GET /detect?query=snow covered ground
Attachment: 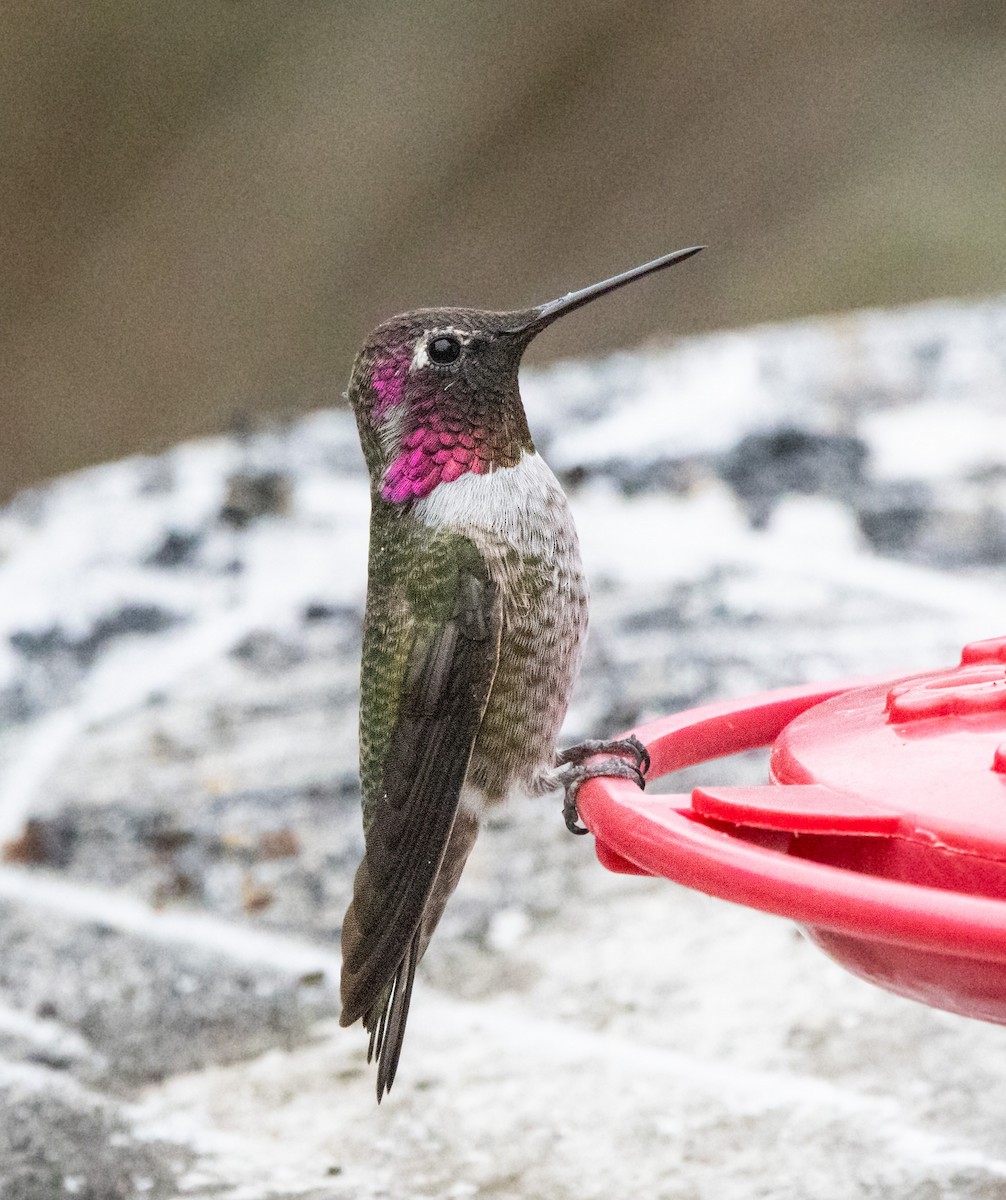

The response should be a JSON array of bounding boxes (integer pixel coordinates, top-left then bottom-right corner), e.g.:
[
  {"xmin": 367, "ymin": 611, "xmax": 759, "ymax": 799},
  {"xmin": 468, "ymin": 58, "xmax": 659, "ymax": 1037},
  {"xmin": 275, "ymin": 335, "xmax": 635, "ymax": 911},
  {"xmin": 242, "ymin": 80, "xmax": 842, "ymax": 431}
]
[{"xmin": 0, "ymin": 296, "xmax": 1004, "ymax": 1198}]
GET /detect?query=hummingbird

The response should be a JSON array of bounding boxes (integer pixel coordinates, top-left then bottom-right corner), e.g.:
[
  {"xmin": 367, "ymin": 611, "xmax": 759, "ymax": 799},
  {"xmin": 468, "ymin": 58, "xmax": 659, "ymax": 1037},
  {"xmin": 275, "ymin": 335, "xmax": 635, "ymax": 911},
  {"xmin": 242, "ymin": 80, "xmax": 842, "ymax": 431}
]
[{"xmin": 340, "ymin": 247, "xmax": 703, "ymax": 1099}]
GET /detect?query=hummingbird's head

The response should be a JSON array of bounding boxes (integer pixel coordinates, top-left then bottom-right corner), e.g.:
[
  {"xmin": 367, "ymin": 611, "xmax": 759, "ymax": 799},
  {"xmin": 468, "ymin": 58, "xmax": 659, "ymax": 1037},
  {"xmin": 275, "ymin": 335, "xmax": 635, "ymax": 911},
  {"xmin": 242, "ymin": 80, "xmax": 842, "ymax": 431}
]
[
  {"xmin": 347, "ymin": 246, "xmax": 703, "ymax": 506},
  {"xmin": 348, "ymin": 306, "xmax": 537, "ymax": 503}
]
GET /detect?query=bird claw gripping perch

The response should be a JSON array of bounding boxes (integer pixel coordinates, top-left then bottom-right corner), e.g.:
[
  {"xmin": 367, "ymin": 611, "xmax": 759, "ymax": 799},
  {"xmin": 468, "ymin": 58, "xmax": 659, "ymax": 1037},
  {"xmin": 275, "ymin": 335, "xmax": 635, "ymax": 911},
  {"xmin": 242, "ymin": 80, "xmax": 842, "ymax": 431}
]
[{"xmin": 557, "ymin": 735, "xmax": 650, "ymax": 835}]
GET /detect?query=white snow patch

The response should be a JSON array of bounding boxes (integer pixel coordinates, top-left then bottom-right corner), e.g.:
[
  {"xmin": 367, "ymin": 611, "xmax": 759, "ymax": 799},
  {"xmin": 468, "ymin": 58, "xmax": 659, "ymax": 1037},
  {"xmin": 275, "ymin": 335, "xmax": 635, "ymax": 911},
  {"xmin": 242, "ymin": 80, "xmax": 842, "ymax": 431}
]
[
  {"xmin": 570, "ymin": 478, "xmax": 750, "ymax": 586},
  {"xmin": 862, "ymin": 398, "xmax": 1006, "ymax": 481},
  {"xmin": 767, "ymin": 493, "xmax": 865, "ymax": 554}
]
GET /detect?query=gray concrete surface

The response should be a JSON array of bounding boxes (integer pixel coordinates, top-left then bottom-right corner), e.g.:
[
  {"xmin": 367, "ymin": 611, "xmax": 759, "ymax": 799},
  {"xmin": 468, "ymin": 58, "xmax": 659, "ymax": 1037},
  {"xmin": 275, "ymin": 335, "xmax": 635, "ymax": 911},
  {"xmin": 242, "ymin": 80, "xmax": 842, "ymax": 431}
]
[{"xmin": 0, "ymin": 297, "xmax": 1005, "ymax": 1197}]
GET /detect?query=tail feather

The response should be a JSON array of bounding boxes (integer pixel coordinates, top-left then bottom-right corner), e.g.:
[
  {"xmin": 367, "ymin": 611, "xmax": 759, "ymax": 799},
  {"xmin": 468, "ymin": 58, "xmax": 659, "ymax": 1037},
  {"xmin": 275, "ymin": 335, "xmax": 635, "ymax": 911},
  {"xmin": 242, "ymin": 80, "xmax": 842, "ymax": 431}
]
[
  {"xmin": 366, "ymin": 997, "xmax": 386, "ymax": 1065},
  {"xmin": 340, "ymin": 811, "xmax": 479, "ymax": 1099},
  {"xmin": 366, "ymin": 928, "xmax": 420, "ymax": 1102}
]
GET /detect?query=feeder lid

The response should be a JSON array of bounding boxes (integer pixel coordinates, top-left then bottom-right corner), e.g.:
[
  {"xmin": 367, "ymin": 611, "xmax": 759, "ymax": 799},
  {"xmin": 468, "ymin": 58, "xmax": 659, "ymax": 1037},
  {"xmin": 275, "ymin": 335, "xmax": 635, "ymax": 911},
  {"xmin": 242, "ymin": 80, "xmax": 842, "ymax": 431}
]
[{"xmin": 698, "ymin": 634, "xmax": 1006, "ymax": 861}]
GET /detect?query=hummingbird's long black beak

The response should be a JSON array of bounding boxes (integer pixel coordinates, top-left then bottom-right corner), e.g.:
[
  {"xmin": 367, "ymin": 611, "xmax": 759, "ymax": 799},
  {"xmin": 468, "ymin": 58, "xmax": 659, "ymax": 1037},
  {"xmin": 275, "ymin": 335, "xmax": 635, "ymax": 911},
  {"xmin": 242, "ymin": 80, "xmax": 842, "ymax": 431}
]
[{"xmin": 513, "ymin": 245, "xmax": 704, "ymax": 338}]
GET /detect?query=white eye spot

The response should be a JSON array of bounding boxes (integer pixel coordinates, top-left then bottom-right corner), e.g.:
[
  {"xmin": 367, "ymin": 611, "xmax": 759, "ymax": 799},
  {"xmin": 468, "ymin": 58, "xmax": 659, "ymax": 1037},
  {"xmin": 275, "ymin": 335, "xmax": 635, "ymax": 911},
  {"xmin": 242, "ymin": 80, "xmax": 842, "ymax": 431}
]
[{"xmin": 411, "ymin": 327, "xmax": 468, "ymax": 371}]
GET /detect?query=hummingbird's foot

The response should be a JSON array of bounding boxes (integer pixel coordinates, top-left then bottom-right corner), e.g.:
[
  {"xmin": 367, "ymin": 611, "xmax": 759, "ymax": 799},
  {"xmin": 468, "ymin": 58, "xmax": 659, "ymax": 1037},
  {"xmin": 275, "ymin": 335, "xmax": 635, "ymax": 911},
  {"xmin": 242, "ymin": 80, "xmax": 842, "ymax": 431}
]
[
  {"xmin": 557, "ymin": 735, "xmax": 650, "ymax": 836},
  {"xmin": 556, "ymin": 735, "xmax": 651, "ymax": 775}
]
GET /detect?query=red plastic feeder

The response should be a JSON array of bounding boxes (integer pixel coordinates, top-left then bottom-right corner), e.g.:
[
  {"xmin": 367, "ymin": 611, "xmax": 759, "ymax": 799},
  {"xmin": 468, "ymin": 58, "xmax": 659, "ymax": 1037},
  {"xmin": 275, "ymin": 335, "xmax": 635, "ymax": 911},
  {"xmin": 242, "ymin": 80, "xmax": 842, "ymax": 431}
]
[{"xmin": 577, "ymin": 636, "xmax": 1006, "ymax": 1023}]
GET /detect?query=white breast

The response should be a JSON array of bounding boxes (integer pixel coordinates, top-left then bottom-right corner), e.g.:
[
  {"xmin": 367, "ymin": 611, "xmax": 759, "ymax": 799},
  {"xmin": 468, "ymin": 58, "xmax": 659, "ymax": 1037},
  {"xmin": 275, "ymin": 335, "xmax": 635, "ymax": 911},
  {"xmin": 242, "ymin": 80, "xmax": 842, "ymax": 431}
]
[{"xmin": 412, "ymin": 450, "xmax": 575, "ymax": 559}]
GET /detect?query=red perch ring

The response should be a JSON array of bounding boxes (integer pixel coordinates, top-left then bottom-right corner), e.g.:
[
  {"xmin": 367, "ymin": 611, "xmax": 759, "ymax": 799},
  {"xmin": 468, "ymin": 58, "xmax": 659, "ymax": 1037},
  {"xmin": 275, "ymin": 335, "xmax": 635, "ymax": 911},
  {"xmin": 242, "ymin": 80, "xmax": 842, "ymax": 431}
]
[{"xmin": 575, "ymin": 636, "xmax": 1006, "ymax": 1023}]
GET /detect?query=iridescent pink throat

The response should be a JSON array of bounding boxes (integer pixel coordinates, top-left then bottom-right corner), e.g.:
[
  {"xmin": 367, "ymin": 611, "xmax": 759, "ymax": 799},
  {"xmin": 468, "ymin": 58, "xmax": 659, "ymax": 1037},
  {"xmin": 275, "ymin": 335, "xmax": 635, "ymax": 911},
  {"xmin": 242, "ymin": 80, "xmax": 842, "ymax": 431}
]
[
  {"xmin": 383, "ymin": 424, "xmax": 492, "ymax": 504},
  {"xmin": 371, "ymin": 360, "xmax": 494, "ymax": 504}
]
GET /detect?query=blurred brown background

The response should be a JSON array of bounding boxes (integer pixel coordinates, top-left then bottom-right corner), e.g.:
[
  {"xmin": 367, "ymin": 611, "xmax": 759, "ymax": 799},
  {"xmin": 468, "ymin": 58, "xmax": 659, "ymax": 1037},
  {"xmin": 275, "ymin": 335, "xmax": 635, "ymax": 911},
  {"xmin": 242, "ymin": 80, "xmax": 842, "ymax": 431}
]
[{"xmin": 2, "ymin": 0, "xmax": 1004, "ymax": 495}]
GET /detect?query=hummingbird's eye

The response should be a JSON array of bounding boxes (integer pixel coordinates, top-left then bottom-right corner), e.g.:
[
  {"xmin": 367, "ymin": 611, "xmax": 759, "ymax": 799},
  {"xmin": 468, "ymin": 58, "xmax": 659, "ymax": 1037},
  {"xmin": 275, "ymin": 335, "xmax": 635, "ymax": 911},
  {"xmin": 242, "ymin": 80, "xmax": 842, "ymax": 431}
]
[{"xmin": 427, "ymin": 335, "xmax": 461, "ymax": 365}]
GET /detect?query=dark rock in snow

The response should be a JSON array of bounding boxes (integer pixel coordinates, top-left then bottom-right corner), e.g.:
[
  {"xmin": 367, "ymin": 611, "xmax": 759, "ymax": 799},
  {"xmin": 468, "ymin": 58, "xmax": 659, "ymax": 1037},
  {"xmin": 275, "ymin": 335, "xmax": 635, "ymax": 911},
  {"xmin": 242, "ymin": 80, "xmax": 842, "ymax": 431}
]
[{"xmin": 720, "ymin": 428, "xmax": 868, "ymax": 527}]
